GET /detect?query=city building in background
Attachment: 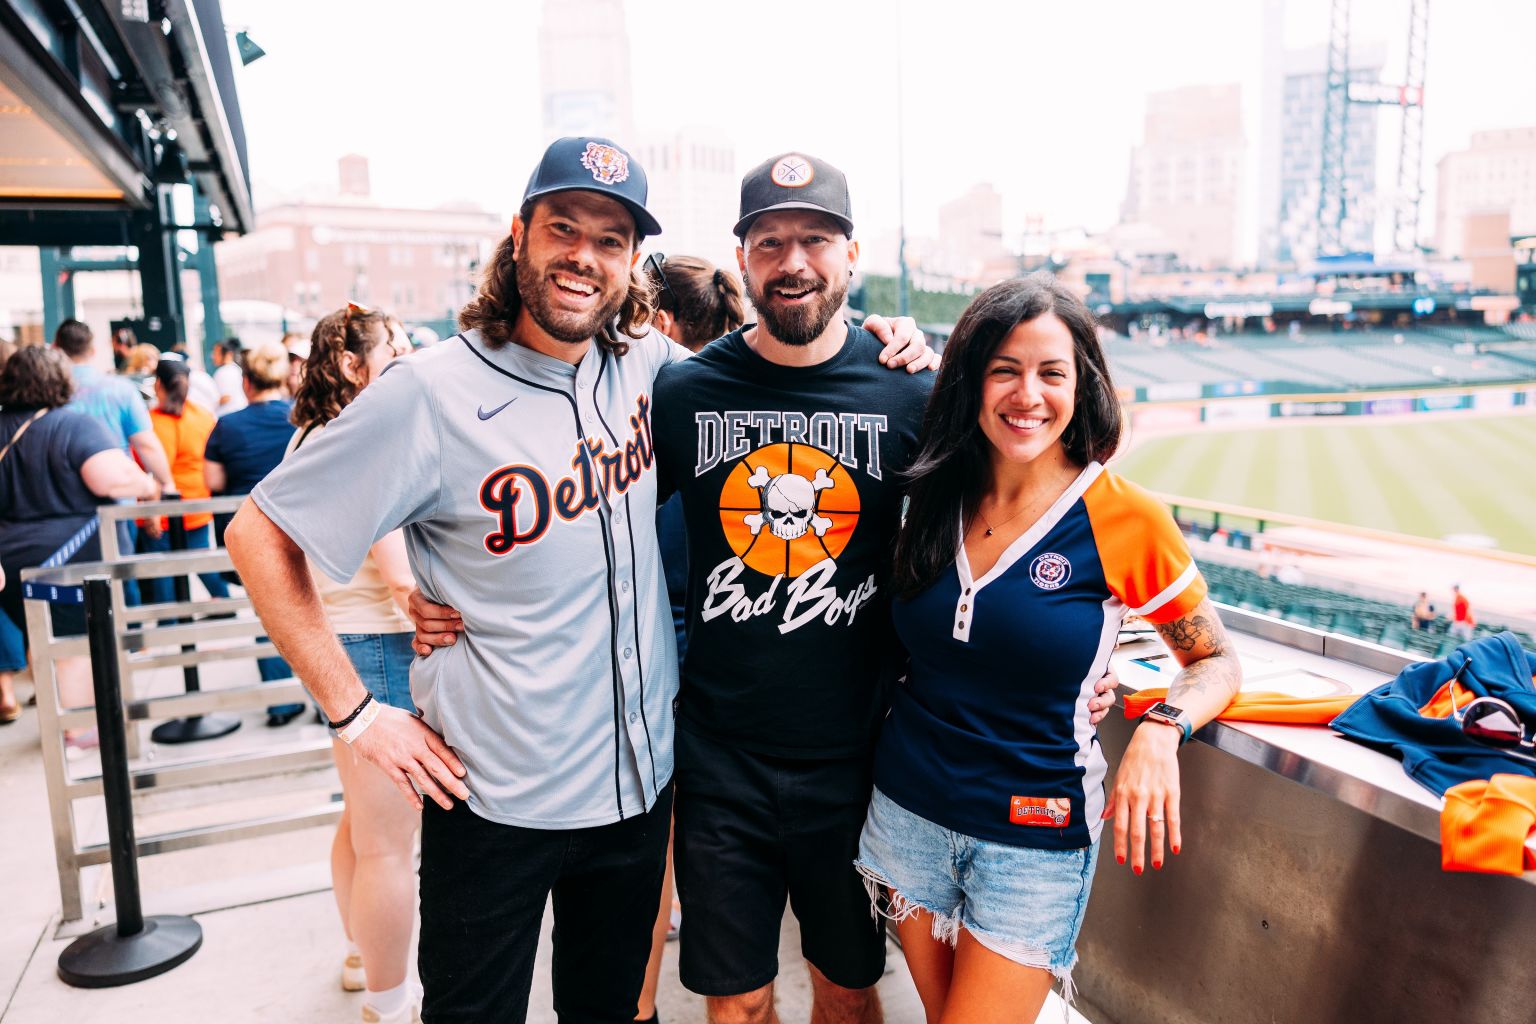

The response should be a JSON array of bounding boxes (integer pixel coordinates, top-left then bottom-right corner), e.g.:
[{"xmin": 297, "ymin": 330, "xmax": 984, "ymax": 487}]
[
  {"xmin": 215, "ymin": 156, "xmax": 504, "ymax": 330},
  {"xmin": 1435, "ymin": 127, "xmax": 1536, "ymax": 259},
  {"xmin": 1120, "ymin": 84, "xmax": 1246, "ymax": 270},
  {"xmin": 631, "ymin": 130, "xmax": 737, "ymax": 270},
  {"xmin": 930, "ymin": 183, "xmax": 1011, "ymax": 283},
  {"xmin": 539, "ymin": 0, "xmax": 634, "ymax": 142},
  {"xmin": 1262, "ymin": 43, "xmax": 1385, "ymax": 264}
]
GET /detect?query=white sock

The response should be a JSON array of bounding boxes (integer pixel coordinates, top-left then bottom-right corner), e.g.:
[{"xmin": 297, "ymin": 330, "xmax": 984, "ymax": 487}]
[
  {"xmin": 346, "ymin": 940, "xmax": 361, "ymax": 959},
  {"xmin": 366, "ymin": 981, "xmax": 410, "ymax": 1017}
]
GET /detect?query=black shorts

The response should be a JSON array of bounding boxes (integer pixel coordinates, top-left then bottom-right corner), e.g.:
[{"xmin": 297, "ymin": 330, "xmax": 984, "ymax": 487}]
[
  {"xmin": 418, "ymin": 785, "xmax": 673, "ymax": 1024},
  {"xmin": 673, "ymin": 726, "xmax": 886, "ymax": 996}
]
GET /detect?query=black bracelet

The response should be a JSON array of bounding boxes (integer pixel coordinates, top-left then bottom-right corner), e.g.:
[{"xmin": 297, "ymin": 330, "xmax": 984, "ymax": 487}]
[{"xmin": 327, "ymin": 692, "xmax": 374, "ymax": 731}]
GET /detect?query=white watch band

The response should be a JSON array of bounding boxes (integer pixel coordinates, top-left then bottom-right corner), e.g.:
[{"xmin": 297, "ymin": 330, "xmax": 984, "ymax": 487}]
[{"xmin": 337, "ymin": 699, "xmax": 381, "ymax": 744}]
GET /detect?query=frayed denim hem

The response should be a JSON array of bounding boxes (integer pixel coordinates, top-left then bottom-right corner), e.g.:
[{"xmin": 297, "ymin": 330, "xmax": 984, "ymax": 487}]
[{"xmin": 854, "ymin": 860, "xmax": 1079, "ymax": 1018}]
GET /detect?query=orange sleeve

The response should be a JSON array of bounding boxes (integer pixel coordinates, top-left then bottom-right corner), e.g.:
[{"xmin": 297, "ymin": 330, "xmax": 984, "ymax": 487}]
[{"xmin": 1083, "ymin": 471, "xmax": 1207, "ymax": 624}]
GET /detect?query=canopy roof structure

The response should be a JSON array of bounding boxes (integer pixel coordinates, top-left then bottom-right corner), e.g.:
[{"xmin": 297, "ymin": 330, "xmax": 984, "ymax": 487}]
[{"xmin": 0, "ymin": 0, "xmax": 252, "ymax": 245}]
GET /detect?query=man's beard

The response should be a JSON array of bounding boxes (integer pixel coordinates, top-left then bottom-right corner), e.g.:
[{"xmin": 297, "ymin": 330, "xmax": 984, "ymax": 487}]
[
  {"xmin": 515, "ymin": 252, "xmax": 627, "ymax": 344},
  {"xmin": 745, "ymin": 269, "xmax": 848, "ymax": 347}
]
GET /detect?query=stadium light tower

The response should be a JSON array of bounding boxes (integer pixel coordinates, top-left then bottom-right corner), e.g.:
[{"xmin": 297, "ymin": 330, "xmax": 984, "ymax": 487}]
[
  {"xmin": 1391, "ymin": 0, "xmax": 1429, "ymax": 255},
  {"xmin": 1316, "ymin": 0, "xmax": 1430, "ymax": 258},
  {"xmin": 1315, "ymin": 0, "xmax": 1352, "ymax": 256}
]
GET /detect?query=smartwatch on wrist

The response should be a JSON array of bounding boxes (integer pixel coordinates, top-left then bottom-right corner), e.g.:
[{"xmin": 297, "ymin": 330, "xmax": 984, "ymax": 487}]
[{"xmin": 1140, "ymin": 701, "xmax": 1193, "ymax": 745}]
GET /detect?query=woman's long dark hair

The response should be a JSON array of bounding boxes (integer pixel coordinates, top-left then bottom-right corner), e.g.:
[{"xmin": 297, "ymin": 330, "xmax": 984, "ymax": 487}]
[
  {"xmin": 890, "ymin": 274, "xmax": 1123, "ymax": 598},
  {"xmin": 458, "ymin": 199, "xmax": 654, "ymax": 358}
]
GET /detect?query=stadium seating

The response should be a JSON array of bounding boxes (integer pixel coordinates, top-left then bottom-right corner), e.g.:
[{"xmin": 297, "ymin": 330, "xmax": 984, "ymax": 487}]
[
  {"xmin": 1193, "ymin": 557, "xmax": 1535, "ymax": 660},
  {"xmin": 1103, "ymin": 327, "xmax": 1536, "ymax": 394}
]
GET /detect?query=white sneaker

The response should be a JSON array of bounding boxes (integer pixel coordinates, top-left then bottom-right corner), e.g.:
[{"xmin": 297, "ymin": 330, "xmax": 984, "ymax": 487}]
[
  {"xmin": 360, "ymin": 985, "xmax": 421, "ymax": 1024},
  {"xmin": 341, "ymin": 953, "xmax": 365, "ymax": 992}
]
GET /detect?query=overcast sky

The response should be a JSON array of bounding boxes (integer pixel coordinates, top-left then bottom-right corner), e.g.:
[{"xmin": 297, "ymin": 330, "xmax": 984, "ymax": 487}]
[{"xmin": 221, "ymin": 0, "xmax": 1534, "ymax": 248}]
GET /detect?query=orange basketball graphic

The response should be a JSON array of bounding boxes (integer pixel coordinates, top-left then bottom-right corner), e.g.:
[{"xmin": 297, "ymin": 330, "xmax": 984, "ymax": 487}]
[{"xmin": 718, "ymin": 443, "xmax": 861, "ymax": 578}]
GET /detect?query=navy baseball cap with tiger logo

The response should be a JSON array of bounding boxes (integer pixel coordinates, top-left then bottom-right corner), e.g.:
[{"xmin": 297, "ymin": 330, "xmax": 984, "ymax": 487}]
[{"xmin": 522, "ymin": 137, "xmax": 663, "ymax": 237}]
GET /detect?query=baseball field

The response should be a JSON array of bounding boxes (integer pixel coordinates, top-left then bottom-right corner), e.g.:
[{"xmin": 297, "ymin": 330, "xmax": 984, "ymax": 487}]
[{"xmin": 1110, "ymin": 412, "xmax": 1536, "ymax": 556}]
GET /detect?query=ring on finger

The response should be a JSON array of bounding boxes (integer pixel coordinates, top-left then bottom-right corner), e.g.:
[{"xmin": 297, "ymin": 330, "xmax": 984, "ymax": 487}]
[{"xmin": 1149, "ymin": 814, "xmax": 1165, "ymax": 822}]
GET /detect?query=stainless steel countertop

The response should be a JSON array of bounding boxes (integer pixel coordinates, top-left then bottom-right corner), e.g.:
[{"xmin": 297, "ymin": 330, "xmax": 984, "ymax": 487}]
[{"xmin": 1111, "ymin": 605, "xmax": 1536, "ymax": 878}]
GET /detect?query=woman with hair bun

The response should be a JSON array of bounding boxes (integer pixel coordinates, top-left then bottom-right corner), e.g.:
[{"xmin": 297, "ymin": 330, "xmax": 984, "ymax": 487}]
[
  {"xmin": 643, "ymin": 253, "xmax": 747, "ymax": 355},
  {"xmin": 288, "ymin": 304, "xmax": 419, "ymax": 1024}
]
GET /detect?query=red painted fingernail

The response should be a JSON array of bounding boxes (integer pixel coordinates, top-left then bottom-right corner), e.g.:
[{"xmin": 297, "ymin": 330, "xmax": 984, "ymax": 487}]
[
  {"xmin": 1172, "ymin": 845, "xmax": 1181, "ymax": 855},
  {"xmin": 1117, "ymin": 855, "xmax": 1125, "ymax": 864},
  {"xmin": 1133, "ymin": 865, "xmax": 1143, "ymax": 876},
  {"xmin": 1153, "ymin": 861, "xmax": 1163, "ymax": 870}
]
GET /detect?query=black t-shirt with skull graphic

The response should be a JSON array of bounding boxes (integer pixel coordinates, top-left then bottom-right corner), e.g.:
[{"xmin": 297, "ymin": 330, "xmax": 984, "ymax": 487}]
[{"xmin": 652, "ymin": 323, "xmax": 933, "ymax": 758}]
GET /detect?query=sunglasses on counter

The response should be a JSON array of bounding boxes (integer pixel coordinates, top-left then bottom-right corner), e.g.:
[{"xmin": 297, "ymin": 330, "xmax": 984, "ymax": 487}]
[{"xmin": 1447, "ymin": 657, "xmax": 1536, "ymax": 763}]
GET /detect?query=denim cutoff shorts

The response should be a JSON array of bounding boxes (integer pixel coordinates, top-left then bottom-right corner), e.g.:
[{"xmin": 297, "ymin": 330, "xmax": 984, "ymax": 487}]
[
  {"xmin": 338, "ymin": 632, "xmax": 417, "ymax": 714},
  {"xmin": 855, "ymin": 786, "xmax": 1099, "ymax": 988}
]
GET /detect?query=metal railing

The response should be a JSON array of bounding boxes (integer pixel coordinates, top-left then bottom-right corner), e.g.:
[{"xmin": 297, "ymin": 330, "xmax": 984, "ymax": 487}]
[{"xmin": 22, "ymin": 496, "xmax": 340, "ymax": 925}]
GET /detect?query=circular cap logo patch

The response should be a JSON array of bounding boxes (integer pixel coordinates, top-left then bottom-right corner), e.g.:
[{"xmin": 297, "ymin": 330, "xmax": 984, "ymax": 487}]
[
  {"xmin": 1030, "ymin": 552, "xmax": 1072, "ymax": 591},
  {"xmin": 770, "ymin": 156, "xmax": 814, "ymax": 188}
]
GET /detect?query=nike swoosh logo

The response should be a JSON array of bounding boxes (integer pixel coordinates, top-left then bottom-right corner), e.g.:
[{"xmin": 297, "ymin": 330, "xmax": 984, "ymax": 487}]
[{"xmin": 477, "ymin": 398, "xmax": 519, "ymax": 421}]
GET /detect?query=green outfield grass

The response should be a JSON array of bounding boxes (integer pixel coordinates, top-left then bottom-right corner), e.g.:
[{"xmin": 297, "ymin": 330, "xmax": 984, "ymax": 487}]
[{"xmin": 1111, "ymin": 413, "xmax": 1536, "ymax": 556}]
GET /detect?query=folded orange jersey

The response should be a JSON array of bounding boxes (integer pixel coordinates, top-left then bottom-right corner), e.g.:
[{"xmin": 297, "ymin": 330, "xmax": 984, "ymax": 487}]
[{"xmin": 1123, "ymin": 688, "xmax": 1361, "ymax": 725}]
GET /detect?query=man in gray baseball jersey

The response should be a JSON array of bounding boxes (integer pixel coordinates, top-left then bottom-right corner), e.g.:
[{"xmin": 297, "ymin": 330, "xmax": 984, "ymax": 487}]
[{"xmin": 227, "ymin": 137, "xmax": 930, "ymax": 1024}]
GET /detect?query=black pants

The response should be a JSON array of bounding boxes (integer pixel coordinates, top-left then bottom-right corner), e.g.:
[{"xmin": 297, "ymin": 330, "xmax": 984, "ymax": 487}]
[{"xmin": 418, "ymin": 785, "xmax": 674, "ymax": 1024}]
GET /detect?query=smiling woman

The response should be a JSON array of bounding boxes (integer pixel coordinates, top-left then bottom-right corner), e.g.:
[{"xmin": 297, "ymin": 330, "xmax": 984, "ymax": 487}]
[{"xmin": 866, "ymin": 273, "xmax": 1241, "ymax": 1023}]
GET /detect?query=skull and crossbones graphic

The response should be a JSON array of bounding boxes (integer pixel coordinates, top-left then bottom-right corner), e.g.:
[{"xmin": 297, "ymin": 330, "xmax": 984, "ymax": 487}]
[{"xmin": 743, "ymin": 466, "xmax": 835, "ymax": 541}]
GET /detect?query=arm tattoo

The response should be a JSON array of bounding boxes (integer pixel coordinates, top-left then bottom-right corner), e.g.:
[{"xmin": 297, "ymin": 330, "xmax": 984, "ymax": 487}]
[
  {"xmin": 1159, "ymin": 602, "xmax": 1241, "ymax": 704},
  {"xmin": 1168, "ymin": 654, "xmax": 1242, "ymax": 703},
  {"xmin": 1163, "ymin": 614, "xmax": 1216, "ymax": 653}
]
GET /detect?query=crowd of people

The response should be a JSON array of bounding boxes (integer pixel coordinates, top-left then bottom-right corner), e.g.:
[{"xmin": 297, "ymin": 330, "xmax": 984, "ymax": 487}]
[
  {"xmin": 0, "ymin": 321, "xmax": 326, "ymax": 736},
  {"xmin": 3, "ymin": 136, "xmax": 1253, "ymax": 1024}
]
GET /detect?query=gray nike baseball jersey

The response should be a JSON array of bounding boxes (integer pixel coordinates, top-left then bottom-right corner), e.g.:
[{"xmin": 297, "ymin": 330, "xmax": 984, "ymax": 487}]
[{"xmin": 253, "ymin": 327, "xmax": 685, "ymax": 828}]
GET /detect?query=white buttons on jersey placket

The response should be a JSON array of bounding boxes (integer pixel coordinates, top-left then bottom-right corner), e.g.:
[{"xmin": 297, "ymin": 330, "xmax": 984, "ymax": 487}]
[{"xmin": 576, "ymin": 354, "xmax": 653, "ymax": 803}]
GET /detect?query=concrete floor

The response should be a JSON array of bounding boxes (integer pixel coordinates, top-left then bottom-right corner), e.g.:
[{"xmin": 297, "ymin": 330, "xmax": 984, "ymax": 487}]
[{"xmin": 0, "ymin": 657, "xmax": 1088, "ymax": 1024}]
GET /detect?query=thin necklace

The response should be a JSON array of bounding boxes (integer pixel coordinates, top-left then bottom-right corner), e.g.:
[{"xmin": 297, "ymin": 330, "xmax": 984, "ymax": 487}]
[{"xmin": 974, "ymin": 494, "xmax": 1045, "ymax": 538}]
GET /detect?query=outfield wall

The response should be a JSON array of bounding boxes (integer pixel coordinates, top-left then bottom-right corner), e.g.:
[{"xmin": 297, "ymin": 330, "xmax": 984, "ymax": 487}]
[{"xmin": 1129, "ymin": 381, "xmax": 1536, "ymax": 434}]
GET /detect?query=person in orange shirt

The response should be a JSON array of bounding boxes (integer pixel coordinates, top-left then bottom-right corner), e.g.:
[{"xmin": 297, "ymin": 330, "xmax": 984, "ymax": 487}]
[{"xmin": 139, "ymin": 358, "xmax": 231, "ymax": 603}]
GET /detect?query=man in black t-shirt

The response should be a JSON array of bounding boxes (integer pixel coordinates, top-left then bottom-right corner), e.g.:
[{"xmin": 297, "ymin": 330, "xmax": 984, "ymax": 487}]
[{"xmin": 651, "ymin": 153, "xmax": 931, "ymax": 1023}]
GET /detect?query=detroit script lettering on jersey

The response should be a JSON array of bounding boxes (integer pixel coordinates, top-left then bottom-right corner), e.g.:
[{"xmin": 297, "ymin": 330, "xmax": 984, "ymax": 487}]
[
  {"xmin": 694, "ymin": 408, "xmax": 888, "ymax": 635},
  {"xmin": 478, "ymin": 393, "xmax": 655, "ymax": 554}
]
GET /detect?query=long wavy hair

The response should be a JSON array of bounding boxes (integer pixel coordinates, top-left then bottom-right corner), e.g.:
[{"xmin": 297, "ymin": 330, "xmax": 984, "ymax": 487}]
[
  {"xmin": 890, "ymin": 274, "xmax": 1123, "ymax": 598},
  {"xmin": 458, "ymin": 199, "xmax": 654, "ymax": 358},
  {"xmin": 292, "ymin": 305, "xmax": 393, "ymax": 428}
]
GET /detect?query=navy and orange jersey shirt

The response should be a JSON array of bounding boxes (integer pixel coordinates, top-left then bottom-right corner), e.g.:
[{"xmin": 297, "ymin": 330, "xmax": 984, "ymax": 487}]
[{"xmin": 874, "ymin": 463, "xmax": 1207, "ymax": 851}]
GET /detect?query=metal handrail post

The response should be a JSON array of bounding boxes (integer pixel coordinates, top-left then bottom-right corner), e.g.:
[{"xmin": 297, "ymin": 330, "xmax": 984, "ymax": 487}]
[
  {"xmin": 25, "ymin": 574, "xmax": 84, "ymax": 922},
  {"xmin": 56, "ymin": 577, "xmax": 203, "ymax": 987},
  {"xmin": 149, "ymin": 497, "xmax": 240, "ymax": 744}
]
